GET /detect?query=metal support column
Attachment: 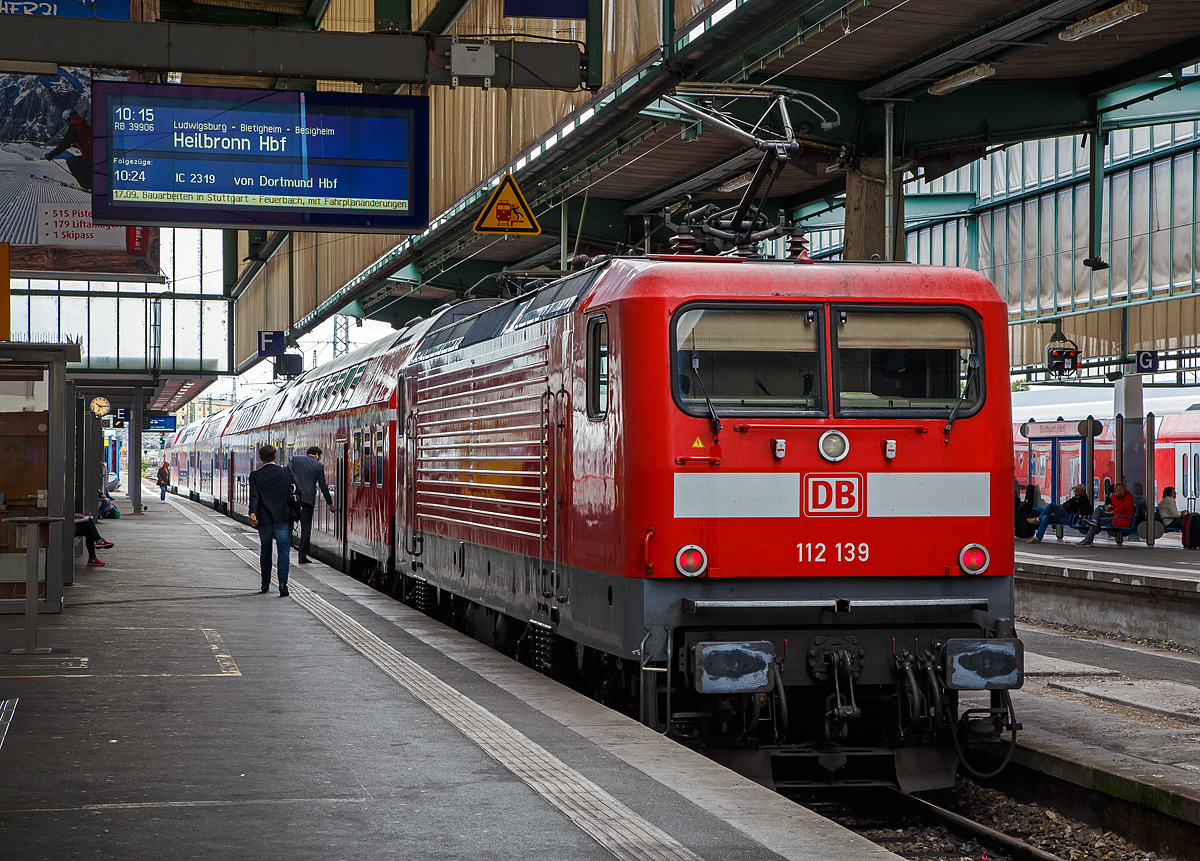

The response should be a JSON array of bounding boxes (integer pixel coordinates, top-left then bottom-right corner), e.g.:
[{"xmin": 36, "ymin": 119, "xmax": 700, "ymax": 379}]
[
  {"xmin": 1085, "ymin": 129, "xmax": 1109, "ymax": 270},
  {"xmin": 585, "ymin": 0, "xmax": 603, "ymax": 91},
  {"xmin": 1145, "ymin": 412, "xmax": 1156, "ymax": 547},
  {"xmin": 83, "ymin": 411, "xmax": 102, "ymax": 517},
  {"xmin": 1084, "ymin": 414, "xmax": 1096, "ymax": 501},
  {"xmin": 561, "ymin": 202, "xmax": 569, "ymax": 270},
  {"xmin": 48, "ymin": 357, "xmax": 69, "ymax": 596},
  {"xmin": 885, "ymin": 101, "xmax": 895, "ymax": 261},
  {"xmin": 374, "ymin": 0, "xmax": 410, "ymax": 31},
  {"xmin": 1114, "ymin": 413, "xmax": 1123, "ymax": 491},
  {"xmin": 65, "ymin": 385, "xmax": 79, "ymax": 586},
  {"xmin": 129, "ymin": 387, "xmax": 143, "ymax": 514},
  {"xmin": 6, "ymin": 517, "xmax": 62, "ymax": 654}
]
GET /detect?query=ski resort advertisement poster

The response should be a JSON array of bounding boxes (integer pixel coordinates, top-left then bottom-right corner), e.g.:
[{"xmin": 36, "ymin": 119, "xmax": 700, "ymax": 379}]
[{"xmin": 0, "ymin": 0, "xmax": 160, "ymax": 280}]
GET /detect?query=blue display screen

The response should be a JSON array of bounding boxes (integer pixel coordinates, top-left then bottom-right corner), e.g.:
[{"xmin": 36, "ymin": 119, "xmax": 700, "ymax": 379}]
[{"xmin": 91, "ymin": 82, "xmax": 429, "ymax": 232}]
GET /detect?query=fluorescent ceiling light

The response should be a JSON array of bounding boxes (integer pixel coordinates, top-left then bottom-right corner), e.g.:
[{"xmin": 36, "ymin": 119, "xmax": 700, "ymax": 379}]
[
  {"xmin": 718, "ymin": 171, "xmax": 755, "ymax": 193},
  {"xmin": 927, "ymin": 63, "xmax": 995, "ymax": 96},
  {"xmin": 1059, "ymin": 0, "xmax": 1148, "ymax": 42},
  {"xmin": 0, "ymin": 60, "xmax": 59, "ymax": 75}
]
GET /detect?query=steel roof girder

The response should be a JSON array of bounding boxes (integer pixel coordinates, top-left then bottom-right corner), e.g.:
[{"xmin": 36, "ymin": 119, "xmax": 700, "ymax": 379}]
[
  {"xmin": 1098, "ymin": 77, "xmax": 1200, "ymax": 131},
  {"xmin": 419, "ymin": 0, "xmax": 471, "ymax": 34},
  {"xmin": 762, "ymin": 75, "xmax": 1093, "ymax": 156},
  {"xmin": 1085, "ymin": 34, "xmax": 1200, "ymax": 95},
  {"xmin": 0, "ymin": 16, "xmax": 583, "ymax": 88},
  {"xmin": 857, "ymin": 0, "xmax": 1110, "ymax": 100}
]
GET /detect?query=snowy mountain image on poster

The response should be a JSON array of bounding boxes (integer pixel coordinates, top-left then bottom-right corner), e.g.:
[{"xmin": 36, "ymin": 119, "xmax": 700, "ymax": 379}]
[
  {"xmin": 0, "ymin": 67, "xmax": 115, "ymax": 244},
  {"xmin": 0, "ymin": 65, "xmax": 156, "ymax": 278}
]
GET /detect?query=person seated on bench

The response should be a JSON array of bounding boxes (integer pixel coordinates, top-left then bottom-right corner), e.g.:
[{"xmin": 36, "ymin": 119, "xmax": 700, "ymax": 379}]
[
  {"xmin": 1026, "ymin": 483, "xmax": 1093, "ymax": 544},
  {"xmin": 74, "ymin": 512, "xmax": 114, "ymax": 566},
  {"xmin": 1157, "ymin": 486, "xmax": 1183, "ymax": 531},
  {"xmin": 1078, "ymin": 483, "xmax": 1135, "ymax": 546}
]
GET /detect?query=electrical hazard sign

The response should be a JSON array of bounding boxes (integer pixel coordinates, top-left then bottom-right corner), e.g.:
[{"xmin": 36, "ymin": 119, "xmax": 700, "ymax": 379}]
[{"xmin": 473, "ymin": 173, "xmax": 541, "ymax": 235}]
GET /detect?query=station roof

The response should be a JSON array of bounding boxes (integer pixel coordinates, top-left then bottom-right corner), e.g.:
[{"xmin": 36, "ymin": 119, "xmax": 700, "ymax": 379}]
[{"xmin": 350, "ymin": 0, "xmax": 1200, "ymax": 317}]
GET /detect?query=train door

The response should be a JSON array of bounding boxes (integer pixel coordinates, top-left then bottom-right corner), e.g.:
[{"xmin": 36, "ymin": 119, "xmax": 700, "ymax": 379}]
[
  {"xmin": 1026, "ymin": 435, "xmax": 1083, "ymax": 507},
  {"xmin": 1179, "ymin": 443, "xmax": 1200, "ymax": 514},
  {"xmin": 404, "ymin": 409, "xmax": 421, "ymax": 563},
  {"xmin": 334, "ymin": 440, "xmax": 348, "ymax": 568},
  {"xmin": 534, "ymin": 386, "xmax": 563, "ymax": 623}
]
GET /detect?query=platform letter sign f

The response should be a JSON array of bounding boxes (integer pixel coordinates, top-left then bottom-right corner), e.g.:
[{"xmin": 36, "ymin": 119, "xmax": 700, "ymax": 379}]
[
  {"xmin": 804, "ymin": 474, "xmax": 863, "ymax": 516},
  {"xmin": 257, "ymin": 330, "xmax": 285, "ymax": 358}
]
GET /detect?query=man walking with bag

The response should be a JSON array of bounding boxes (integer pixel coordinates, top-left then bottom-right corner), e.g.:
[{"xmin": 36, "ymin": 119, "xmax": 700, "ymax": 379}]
[
  {"xmin": 249, "ymin": 444, "xmax": 296, "ymax": 597},
  {"xmin": 287, "ymin": 446, "xmax": 335, "ymax": 564}
]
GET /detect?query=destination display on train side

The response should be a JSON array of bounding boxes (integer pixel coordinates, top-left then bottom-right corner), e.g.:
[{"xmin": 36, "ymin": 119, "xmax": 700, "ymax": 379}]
[{"xmin": 90, "ymin": 82, "xmax": 430, "ymax": 232}]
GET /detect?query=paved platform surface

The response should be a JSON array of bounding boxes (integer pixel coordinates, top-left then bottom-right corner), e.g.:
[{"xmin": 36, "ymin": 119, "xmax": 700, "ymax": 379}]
[
  {"xmin": 1006, "ymin": 534, "xmax": 1200, "ymax": 839},
  {"xmin": 0, "ymin": 490, "xmax": 898, "ymax": 861},
  {"xmin": 1016, "ymin": 530, "xmax": 1200, "ymax": 584}
]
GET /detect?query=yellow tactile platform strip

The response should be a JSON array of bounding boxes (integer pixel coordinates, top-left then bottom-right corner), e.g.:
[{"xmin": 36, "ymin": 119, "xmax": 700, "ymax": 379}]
[{"xmin": 165, "ymin": 494, "xmax": 704, "ymax": 861}]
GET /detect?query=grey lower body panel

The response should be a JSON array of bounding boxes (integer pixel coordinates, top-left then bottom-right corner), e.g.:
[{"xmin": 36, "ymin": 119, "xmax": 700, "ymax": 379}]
[{"xmin": 405, "ymin": 534, "xmax": 1014, "ymax": 671}]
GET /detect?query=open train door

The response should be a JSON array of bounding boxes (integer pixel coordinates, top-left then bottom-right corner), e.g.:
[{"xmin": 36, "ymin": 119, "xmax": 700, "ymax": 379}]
[{"xmin": 335, "ymin": 440, "xmax": 348, "ymax": 569}]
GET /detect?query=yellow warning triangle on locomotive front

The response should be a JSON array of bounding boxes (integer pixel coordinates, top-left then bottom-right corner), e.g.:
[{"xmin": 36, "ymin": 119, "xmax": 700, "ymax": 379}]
[{"xmin": 473, "ymin": 173, "xmax": 541, "ymax": 235}]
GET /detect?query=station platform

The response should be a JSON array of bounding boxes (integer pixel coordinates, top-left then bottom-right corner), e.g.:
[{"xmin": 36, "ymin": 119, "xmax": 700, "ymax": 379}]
[
  {"xmin": 0, "ymin": 489, "xmax": 898, "ymax": 861},
  {"xmin": 1013, "ymin": 530, "xmax": 1200, "ymax": 651},
  {"xmin": 1007, "ymin": 534, "xmax": 1200, "ymax": 856}
]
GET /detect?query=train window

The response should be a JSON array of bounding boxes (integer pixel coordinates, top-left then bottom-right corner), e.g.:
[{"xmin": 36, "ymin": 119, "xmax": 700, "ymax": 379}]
[
  {"xmin": 345, "ymin": 366, "xmax": 365, "ymax": 403},
  {"xmin": 363, "ymin": 428, "xmax": 373, "ymax": 487},
  {"xmin": 376, "ymin": 427, "xmax": 384, "ymax": 488},
  {"xmin": 515, "ymin": 269, "xmax": 602, "ymax": 329},
  {"xmin": 353, "ymin": 430, "xmax": 362, "ymax": 485},
  {"xmin": 674, "ymin": 307, "xmax": 824, "ymax": 415},
  {"xmin": 834, "ymin": 309, "xmax": 981, "ymax": 415},
  {"xmin": 587, "ymin": 315, "xmax": 609, "ymax": 419}
]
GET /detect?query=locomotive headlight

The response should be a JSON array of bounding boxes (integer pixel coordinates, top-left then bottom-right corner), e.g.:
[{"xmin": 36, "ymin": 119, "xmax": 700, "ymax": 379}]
[
  {"xmin": 675, "ymin": 545, "xmax": 708, "ymax": 577},
  {"xmin": 958, "ymin": 544, "xmax": 990, "ymax": 575},
  {"xmin": 818, "ymin": 430, "xmax": 849, "ymax": 462}
]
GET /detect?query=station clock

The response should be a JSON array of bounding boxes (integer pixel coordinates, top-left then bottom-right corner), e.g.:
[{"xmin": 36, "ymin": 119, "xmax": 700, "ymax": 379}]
[{"xmin": 90, "ymin": 396, "xmax": 111, "ymax": 417}]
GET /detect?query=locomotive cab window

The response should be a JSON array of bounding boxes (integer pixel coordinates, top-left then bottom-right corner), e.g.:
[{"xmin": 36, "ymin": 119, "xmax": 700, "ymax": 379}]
[
  {"xmin": 674, "ymin": 307, "xmax": 824, "ymax": 415},
  {"xmin": 587, "ymin": 315, "xmax": 609, "ymax": 419},
  {"xmin": 834, "ymin": 309, "xmax": 982, "ymax": 415}
]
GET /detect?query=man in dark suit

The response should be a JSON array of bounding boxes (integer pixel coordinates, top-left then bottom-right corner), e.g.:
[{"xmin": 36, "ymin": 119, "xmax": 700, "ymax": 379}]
[
  {"xmin": 248, "ymin": 443, "xmax": 293, "ymax": 597},
  {"xmin": 287, "ymin": 446, "xmax": 335, "ymax": 564}
]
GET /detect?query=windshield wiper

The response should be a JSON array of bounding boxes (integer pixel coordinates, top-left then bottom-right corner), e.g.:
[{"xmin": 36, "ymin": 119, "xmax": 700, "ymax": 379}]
[
  {"xmin": 943, "ymin": 353, "xmax": 979, "ymax": 439},
  {"xmin": 691, "ymin": 349, "xmax": 722, "ymax": 439}
]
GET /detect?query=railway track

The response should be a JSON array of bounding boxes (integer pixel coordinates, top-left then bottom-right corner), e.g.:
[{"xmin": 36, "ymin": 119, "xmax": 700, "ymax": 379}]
[
  {"xmin": 890, "ymin": 789, "xmax": 1067, "ymax": 861},
  {"xmin": 790, "ymin": 780, "xmax": 1169, "ymax": 861}
]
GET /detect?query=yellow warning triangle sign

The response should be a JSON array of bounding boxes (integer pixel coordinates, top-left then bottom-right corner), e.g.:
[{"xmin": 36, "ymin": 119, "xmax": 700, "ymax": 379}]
[{"xmin": 473, "ymin": 173, "xmax": 541, "ymax": 235}]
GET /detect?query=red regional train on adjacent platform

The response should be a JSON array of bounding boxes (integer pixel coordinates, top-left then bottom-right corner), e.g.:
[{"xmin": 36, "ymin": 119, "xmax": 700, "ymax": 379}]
[
  {"xmin": 166, "ymin": 256, "xmax": 1024, "ymax": 790},
  {"xmin": 1013, "ymin": 399, "xmax": 1200, "ymax": 519}
]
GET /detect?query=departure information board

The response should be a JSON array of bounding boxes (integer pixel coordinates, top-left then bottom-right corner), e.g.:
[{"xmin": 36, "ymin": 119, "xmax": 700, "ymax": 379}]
[{"xmin": 91, "ymin": 82, "xmax": 429, "ymax": 232}]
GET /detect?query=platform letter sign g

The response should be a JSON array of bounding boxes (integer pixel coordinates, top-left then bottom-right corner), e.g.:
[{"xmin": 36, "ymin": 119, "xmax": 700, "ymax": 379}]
[{"xmin": 804, "ymin": 474, "xmax": 863, "ymax": 516}]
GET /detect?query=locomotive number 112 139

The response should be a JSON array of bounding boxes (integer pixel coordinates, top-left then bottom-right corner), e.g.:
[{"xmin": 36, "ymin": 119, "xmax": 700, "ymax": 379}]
[{"xmin": 797, "ymin": 542, "xmax": 870, "ymax": 562}]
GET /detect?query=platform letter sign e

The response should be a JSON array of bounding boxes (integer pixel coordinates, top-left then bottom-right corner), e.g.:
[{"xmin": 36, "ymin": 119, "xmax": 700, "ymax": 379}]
[{"xmin": 804, "ymin": 474, "xmax": 863, "ymax": 516}]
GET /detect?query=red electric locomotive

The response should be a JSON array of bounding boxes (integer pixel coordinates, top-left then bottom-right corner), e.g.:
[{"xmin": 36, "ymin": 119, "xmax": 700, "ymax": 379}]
[{"xmin": 168, "ymin": 256, "xmax": 1023, "ymax": 790}]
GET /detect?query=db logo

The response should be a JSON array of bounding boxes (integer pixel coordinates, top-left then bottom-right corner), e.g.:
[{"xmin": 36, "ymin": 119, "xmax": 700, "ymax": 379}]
[{"xmin": 804, "ymin": 473, "xmax": 863, "ymax": 516}]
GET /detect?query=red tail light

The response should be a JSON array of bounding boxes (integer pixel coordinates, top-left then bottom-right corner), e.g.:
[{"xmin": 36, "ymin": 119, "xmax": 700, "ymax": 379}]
[
  {"xmin": 958, "ymin": 544, "xmax": 990, "ymax": 574},
  {"xmin": 675, "ymin": 545, "xmax": 708, "ymax": 577}
]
